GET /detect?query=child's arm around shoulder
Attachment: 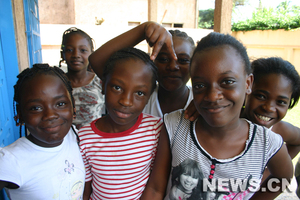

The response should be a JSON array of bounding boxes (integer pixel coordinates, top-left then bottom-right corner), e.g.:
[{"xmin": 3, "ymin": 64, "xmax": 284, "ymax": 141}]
[
  {"xmin": 250, "ymin": 143, "xmax": 293, "ymax": 199},
  {"xmin": 140, "ymin": 124, "xmax": 172, "ymax": 200},
  {"xmin": 272, "ymin": 121, "xmax": 300, "ymax": 159},
  {"xmin": 89, "ymin": 21, "xmax": 176, "ymax": 79}
]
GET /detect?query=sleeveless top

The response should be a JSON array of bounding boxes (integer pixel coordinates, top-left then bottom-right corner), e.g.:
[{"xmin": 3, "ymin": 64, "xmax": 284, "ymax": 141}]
[{"xmin": 163, "ymin": 109, "xmax": 283, "ymax": 200}]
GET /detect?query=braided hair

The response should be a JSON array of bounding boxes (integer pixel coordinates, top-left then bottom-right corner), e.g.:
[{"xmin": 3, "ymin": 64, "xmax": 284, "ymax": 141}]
[
  {"xmin": 59, "ymin": 27, "xmax": 95, "ymax": 68},
  {"xmin": 103, "ymin": 47, "xmax": 158, "ymax": 94},
  {"xmin": 169, "ymin": 29, "xmax": 195, "ymax": 48},
  {"xmin": 13, "ymin": 63, "xmax": 78, "ymax": 142}
]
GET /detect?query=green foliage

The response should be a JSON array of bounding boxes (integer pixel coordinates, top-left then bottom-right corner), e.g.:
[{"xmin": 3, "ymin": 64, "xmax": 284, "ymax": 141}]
[
  {"xmin": 232, "ymin": 1, "xmax": 300, "ymax": 31},
  {"xmin": 198, "ymin": 9, "xmax": 214, "ymax": 29}
]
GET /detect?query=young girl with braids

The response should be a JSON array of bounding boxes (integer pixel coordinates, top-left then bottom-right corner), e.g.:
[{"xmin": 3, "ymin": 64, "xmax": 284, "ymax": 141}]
[
  {"xmin": 60, "ymin": 27, "xmax": 105, "ymax": 129},
  {"xmin": 141, "ymin": 32, "xmax": 293, "ymax": 200},
  {"xmin": 79, "ymin": 47, "xmax": 163, "ymax": 200},
  {"xmin": 0, "ymin": 64, "xmax": 85, "ymax": 199}
]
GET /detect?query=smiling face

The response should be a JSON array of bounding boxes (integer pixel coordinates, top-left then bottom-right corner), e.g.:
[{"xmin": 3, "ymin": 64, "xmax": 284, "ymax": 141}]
[
  {"xmin": 155, "ymin": 37, "xmax": 193, "ymax": 91},
  {"xmin": 243, "ymin": 74, "xmax": 292, "ymax": 128},
  {"xmin": 179, "ymin": 173, "xmax": 199, "ymax": 193},
  {"xmin": 190, "ymin": 45, "xmax": 252, "ymax": 128},
  {"xmin": 18, "ymin": 74, "xmax": 74, "ymax": 147},
  {"xmin": 63, "ymin": 33, "xmax": 92, "ymax": 72},
  {"xmin": 103, "ymin": 58, "xmax": 153, "ymax": 132}
]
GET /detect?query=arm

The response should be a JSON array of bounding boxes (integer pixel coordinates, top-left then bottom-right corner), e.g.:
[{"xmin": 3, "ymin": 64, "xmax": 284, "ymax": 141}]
[
  {"xmin": 272, "ymin": 121, "xmax": 300, "ymax": 159},
  {"xmin": 250, "ymin": 144, "xmax": 293, "ymax": 200},
  {"xmin": 83, "ymin": 181, "xmax": 92, "ymax": 200},
  {"xmin": 141, "ymin": 124, "xmax": 172, "ymax": 200},
  {"xmin": 89, "ymin": 21, "xmax": 176, "ymax": 80},
  {"xmin": 0, "ymin": 180, "xmax": 19, "ymax": 190}
]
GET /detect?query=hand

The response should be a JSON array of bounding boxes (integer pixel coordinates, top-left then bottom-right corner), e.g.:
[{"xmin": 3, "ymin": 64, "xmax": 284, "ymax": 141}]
[
  {"xmin": 184, "ymin": 100, "xmax": 199, "ymax": 121},
  {"xmin": 144, "ymin": 22, "xmax": 177, "ymax": 61}
]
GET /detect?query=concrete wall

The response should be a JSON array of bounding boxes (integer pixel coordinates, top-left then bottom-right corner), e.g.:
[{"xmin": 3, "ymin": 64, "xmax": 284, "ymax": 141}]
[
  {"xmin": 232, "ymin": 29, "xmax": 300, "ymax": 72},
  {"xmin": 39, "ymin": 0, "xmax": 75, "ymax": 24},
  {"xmin": 40, "ymin": 24, "xmax": 213, "ymax": 68},
  {"xmin": 39, "ymin": 0, "xmax": 197, "ymax": 28}
]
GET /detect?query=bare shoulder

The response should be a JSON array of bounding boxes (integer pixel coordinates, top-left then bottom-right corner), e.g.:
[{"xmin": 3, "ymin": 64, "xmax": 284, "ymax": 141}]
[{"xmin": 272, "ymin": 121, "xmax": 300, "ymax": 143}]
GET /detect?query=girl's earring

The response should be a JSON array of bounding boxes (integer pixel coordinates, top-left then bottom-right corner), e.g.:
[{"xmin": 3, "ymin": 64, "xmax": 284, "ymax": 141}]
[{"xmin": 247, "ymin": 88, "xmax": 252, "ymax": 94}]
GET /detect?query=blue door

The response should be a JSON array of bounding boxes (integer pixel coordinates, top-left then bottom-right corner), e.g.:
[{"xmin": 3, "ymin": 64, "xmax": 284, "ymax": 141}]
[
  {"xmin": 0, "ymin": 0, "xmax": 22, "ymax": 199},
  {"xmin": 0, "ymin": 0, "xmax": 41, "ymax": 199},
  {"xmin": 24, "ymin": 0, "xmax": 42, "ymax": 66}
]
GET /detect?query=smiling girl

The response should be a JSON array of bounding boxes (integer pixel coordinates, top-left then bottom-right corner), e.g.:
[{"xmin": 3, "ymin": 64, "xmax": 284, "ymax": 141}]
[
  {"xmin": 60, "ymin": 27, "xmax": 105, "ymax": 129},
  {"xmin": 0, "ymin": 64, "xmax": 85, "ymax": 199},
  {"xmin": 141, "ymin": 32, "xmax": 293, "ymax": 200},
  {"xmin": 78, "ymin": 48, "xmax": 163, "ymax": 200}
]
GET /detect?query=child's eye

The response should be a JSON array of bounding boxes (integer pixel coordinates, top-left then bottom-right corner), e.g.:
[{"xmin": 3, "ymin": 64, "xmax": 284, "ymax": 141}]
[
  {"xmin": 65, "ymin": 48, "xmax": 73, "ymax": 53},
  {"xmin": 254, "ymin": 93, "xmax": 266, "ymax": 100},
  {"xmin": 113, "ymin": 85, "xmax": 121, "ymax": 91},
  {"xmin": 193, "ymin": 83, "xmax": 205, "ymax": 90},
  {"xmin": 80, "ymin": 49, "xmax": 88, "ymax": 53},
  {"xmin": 177, "ymin": 58, "xmax": 190, "ymax": 64},
  {"xmin": 136, "ymin": 91, "xmax": 145, "ymax": 96},
  {"xmin": 57, "ymin": 102, "xmax": 67, "ymax": 107},
  {"xmin": 277, "ymin": 100, "xmax": 288, "ymax": 106},
  {"xmin": 29, "ymin": 106, "xmax": 42, "ymax": 111},
  {"xmin": 156, "ymin": 56, "xmax": 169, "ymax": 63},
  {"xmin": 222, "ymin": 79, "xmax": 235, "ymax": 85}
]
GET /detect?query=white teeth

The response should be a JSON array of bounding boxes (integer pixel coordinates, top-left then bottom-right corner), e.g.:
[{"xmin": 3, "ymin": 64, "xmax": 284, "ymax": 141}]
[{"xmin": 256, "ymin": 114, "xmax": 271, "ymax": 122}]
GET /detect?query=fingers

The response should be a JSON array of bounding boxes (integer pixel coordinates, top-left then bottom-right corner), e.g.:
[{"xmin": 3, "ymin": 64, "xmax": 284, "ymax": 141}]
[
  {"xmin": 184, "ymin": 100, "xmax": 199, "ymax": 122},
  {"xmin": 144, "ymin": 22, "xmax": 177, "ymax": 61}
]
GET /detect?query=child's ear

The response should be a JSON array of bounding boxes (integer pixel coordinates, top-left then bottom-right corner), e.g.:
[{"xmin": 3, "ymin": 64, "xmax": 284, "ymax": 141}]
[
  {"xmin": 245, "ymin": 73, "xmax": 253, "ymax": 95},
  {"xmin": 14, "ymin": 106, "xmax": 24, "ymax": 126}
]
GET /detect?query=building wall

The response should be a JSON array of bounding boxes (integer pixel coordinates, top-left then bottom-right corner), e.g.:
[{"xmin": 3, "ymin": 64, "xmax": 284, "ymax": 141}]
[
  {"xmin": 39, "ymin": 0, "xmax": 75, "ymax": 24},
  {"xmin": 39, "ymin": 0, "xmax": 197, "ymax": 28},
  {"xmin": 157, "ymin": 0, "xmax": 197, "ymax": 28},
  {"xmin": 232, "ymin": 29, "xmax": 300, "ymax": 72}
]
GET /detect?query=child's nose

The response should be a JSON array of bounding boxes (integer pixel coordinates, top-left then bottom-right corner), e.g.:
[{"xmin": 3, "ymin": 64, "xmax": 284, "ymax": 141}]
[
  {"xmin": 262, "ymin": 101, "xmax": 276, "ymax": 112},
  {"xmin": 42, "ymin": 107, "xmax": 59, "ymax": 121},
  {"xmin": 204, "ymin": 86, "xmax": 223, "ymax": 102},
  {"xmin": 119, "ymin": 92, "xmax": 133, "ymax": 107},
  {"xmin": 167, "ymin": 59, "xmax": 179, "ymax": 71},
  {"xmin": 72, "ymin": 49, "xmax": 80, "ymax": 57}
]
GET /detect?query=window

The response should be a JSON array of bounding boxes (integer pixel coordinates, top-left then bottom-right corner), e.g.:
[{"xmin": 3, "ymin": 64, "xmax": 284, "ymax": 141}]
[
  {"xmin": 162, "ymin": 23, "xmax": 183, "ymax": 28},
  {"xmin": 128, "ymin": 22, "xmax": 141, "ymax": 26}
]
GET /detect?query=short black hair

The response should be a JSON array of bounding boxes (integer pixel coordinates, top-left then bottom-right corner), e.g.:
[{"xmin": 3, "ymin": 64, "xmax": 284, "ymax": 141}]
[
  {"xmin": 191, "ymin": 32, "xmax": 251, "ymax": 74},
  {"xmin": 103, "ymin": 47, "xmax": 158, "ymax": 94},
  {"xmin": 251, "ymin": 57, "xmax": 300, "ymax": 108}
]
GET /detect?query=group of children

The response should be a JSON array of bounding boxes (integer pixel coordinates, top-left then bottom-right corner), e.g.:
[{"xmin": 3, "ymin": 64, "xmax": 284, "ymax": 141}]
[{"xmin": 0, "ymin": 21, "xmax": 300, "ymax": 200}]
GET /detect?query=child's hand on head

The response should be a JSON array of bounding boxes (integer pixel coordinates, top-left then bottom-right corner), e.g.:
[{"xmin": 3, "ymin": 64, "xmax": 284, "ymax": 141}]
[{"xmin": 144, "ymin": 22, "xmax": 177, "ymax": 61}]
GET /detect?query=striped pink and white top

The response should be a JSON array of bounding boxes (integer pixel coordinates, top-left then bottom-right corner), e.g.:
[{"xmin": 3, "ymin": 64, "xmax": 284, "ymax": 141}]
[{"xmin": 78, "ymin": 113, "xmax": 162, "ymax": 200}]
